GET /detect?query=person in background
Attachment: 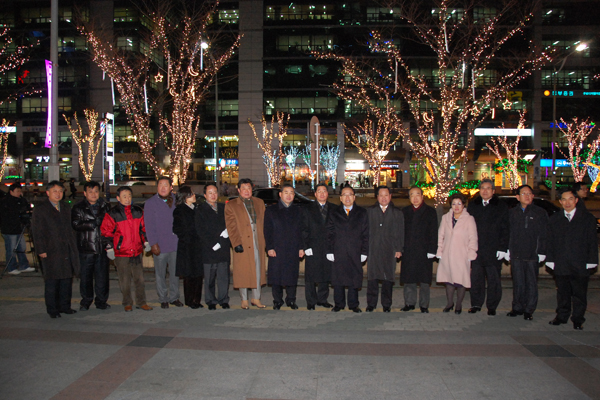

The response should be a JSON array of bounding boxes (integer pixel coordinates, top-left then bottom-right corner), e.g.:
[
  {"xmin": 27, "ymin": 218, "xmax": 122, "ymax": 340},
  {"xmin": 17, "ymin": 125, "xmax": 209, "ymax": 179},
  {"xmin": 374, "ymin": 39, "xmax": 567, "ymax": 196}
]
[
  {"xmin": 69, "ymin": 178, "xmax": 77, "ymax": 199},
  {"xmin": 573, "ymin": 182, "xmax": 588, "ymax": 211},
  {"xmin": 0, "ymin": 183, "xmax": 34, "ymax": 275}
]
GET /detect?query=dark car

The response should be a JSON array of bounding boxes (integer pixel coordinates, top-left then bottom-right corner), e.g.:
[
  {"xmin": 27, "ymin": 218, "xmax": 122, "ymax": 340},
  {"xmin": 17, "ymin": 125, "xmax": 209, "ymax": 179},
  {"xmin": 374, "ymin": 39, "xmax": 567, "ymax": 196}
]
[
  {"xmin": 497, "ymin": 196, "xmax": 560, "ymax": 216},
  {"xmin": 228, "ymin": 188, "xmax": 313, "ymax": 206}
]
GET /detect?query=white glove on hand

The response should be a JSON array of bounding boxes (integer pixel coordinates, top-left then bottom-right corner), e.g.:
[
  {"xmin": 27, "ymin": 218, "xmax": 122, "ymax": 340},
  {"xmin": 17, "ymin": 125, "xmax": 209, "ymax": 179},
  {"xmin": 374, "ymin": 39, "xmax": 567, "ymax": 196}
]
[
  {"xmin": 545, "ymin": 262, "xmax": 555, "ymax": 270},
  {"xmin": 427, "ymin": 253, "xmax": 436, "ymax": 259},
  {"xmin": 305, "ymin": 248, "xmax": 313, "ymax": 256},
  {"xmin": 504, "ymin": 250, "xmax": 510, "ymax": 261},
  {"xmin": 144, "ymin": 242, "xmax": 151, "ymax": 253},
  {"xmin": 538, "ymin": 254, "xmax": 546, "ymax": 263},
  {"xmin": 496, "ymin": 251, "xmax": 506, "ymax": 261},
  {"xmin": 212, "ymin": 243, "xmax": 221, "ymax": 251},
  {"xmin": 587, "ymin": 264, "xmax": 597, "ymax": 269},
  {"xmin": 326, "ymin": 254, "xmax": 335, "ymax": 262},
  {"xmin": 107, "ymin": 249, "xmax": 115, "ymax": 260},
  {"xmin": 220, "ymin": 229, "xmax": 229, "ymax": 238},
  {"xmin": 361, "ymin": 255, "xmax": 367, "ymax": 262}
]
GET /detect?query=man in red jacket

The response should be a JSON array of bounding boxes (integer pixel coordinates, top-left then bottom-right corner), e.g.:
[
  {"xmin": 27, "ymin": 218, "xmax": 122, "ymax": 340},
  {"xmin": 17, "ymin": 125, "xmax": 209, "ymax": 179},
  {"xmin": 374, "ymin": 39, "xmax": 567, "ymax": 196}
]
[{"xmin": 101, "ymin": 186, "xmax": 152, "ymax": 312}]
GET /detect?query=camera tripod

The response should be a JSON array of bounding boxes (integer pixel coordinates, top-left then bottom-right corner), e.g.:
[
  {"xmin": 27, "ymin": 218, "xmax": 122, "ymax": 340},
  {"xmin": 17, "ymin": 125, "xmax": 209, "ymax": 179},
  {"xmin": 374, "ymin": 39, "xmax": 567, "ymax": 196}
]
[{"xmin": 1, "ymin": 224, "xmax": 39, "ymax": 279}]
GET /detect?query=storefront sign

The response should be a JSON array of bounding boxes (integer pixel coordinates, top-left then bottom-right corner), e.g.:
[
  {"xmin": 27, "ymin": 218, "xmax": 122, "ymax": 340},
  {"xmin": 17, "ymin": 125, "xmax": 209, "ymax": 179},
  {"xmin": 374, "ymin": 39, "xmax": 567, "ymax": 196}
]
[
  {"xmin": 540, "ymin": 159, "xmax": 569, "ymax": 168},
  {"xmin": 474, "ymin": 128, "xmax": 532, "ymax": 137}
]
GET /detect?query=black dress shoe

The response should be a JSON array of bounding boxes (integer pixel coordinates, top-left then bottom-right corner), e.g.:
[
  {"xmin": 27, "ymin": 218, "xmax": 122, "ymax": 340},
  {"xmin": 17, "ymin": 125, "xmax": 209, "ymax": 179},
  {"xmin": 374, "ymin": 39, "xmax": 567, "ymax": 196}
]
[
  {"xmin": 307, "ymin": 305, "xmax": 315, "ymax": 310},
  {"xmin": 468, "ymin": 307, "xmax": 480, "ymax": 314},
  {"xmin": 487, "ymin": 309, "xmax": 496, "ymax": 316},
  {"xmin": 318, "ymin": 302, "xmax": 333, "ymax": 308},
  {"xmin": 524, "ymin": 312, "xmax": 533, "ymax": 320},
  {"xmin": 189, "ymin": 304, "xmax": 200, "ymax": 309},
  {"xmin": 331, "ymin": 306, "xmax": 342, "ymax": 312},
  {"xmin": 443, "ymin": 305, "xmax": 454, "ymax": 313},
  {"xmin": 96, "ymin": 304, "xmax": 111, "ymax": 310},
  {"xmin": 221, "ymin": 303, "xmax": 230, "ymax": 309},
  {"xmin": 288, "ymin": 302, "xmax": 299, "ymax": 310},
  {"xmin": 506, "ymin": 310, "xmax": 523, "ymax": 317},
  {"xmin": 208, "ymin": 304, "xmax": 217, "ymax": 310},
  {"xmin": 401, "ymin": 305, "xmax": 415, "ymax": 312},
  {"xmin": 49, "ymin": 313, "xmax": 61, "ymax": 319},
  {"xmin": 351, "ymin": 307, "xmax": 362, "ymax": 313},
  {"xmin": 197, "ymin": 303, "xmax": 204, "ymax": 308},
  {"xmin": 273, "ymin": 303, "xmax": 282, "ymax": 310},
  {"xmin": 420, "ymin": 307, "xmax": 429, "ymax": 313},
  {"xmin": 549, "ymin": 318, "xmax": 566, "ymax": 325},
  {"xmin": 161, "ymin": 302, "xmax": 169, "ymax": 309},
  {"xmin": 62, "ymin": 309, "xmax": 77, "ymax": 315},
  {"xmin": 383, "ymin": 307, "xmax": 391, "ymax": 313},
  {"xmin": 170, "ymin": 300, "xmax": 184, "ymax": 307},
  {"xmin": 365, "ymin": 306, "xmax": 374, "ymax": 312},
  {"xmin": 455, "ymin": 309, "xmax": 462, "ymax": 315},
  {"xmin": 573, "ymin": 322, "xmax": 584, "ymax": 330},
  {"xmin": 79, "ymin": 305, "xmax": 89, "ymax": 311}
]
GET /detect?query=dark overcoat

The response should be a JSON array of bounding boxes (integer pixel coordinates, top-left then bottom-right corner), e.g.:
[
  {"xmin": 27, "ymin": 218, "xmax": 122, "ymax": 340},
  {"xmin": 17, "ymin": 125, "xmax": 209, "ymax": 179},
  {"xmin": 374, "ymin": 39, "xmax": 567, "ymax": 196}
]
[
  {"xmin": 367, "ymin": 202, "xmax": 404, "ymax": 282},
  {"xmin": 508, "ymin": 204, "xmax": 548, "ymax": 260},
  {"xmin": 31, "ymin": 200, "xmax": 80, "ymax": 280},
  {"xmin": 264, "ymin": 201, "xmax": 304, "ymax": 286},
  {"xmin": 546, "ymin": 208, "xmax": 598, "ymax": 276},
  {"xmin": 302, "ymin": 201, "xmax": 334, "ymax": 283},
  {"xmin": 400, "ymin": 203, "xmax": 438, "ymax": 284},
  {"xmin": 172, "ymin": 204, "xmax": 203, "ymax": 278},
  {"xmin": 196, "ymin": 202, "xmax": 230, "ymax": 264},
  {"xmin": 327, "ymin": 203, "xmax": 369, "ymax": 288},
  {"xmin": 467, "ymin": 195, "xmax": 509, "ymax": 264}
]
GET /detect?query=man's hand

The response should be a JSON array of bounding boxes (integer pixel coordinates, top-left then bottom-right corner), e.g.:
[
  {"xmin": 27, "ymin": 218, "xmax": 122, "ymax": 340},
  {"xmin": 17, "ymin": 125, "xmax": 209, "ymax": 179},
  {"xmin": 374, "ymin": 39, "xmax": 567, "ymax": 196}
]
[
  {"xmin": 496, "ymin": 251, "xmax": 506, "ymax": 261},
  {"xmin": 144, "ymin": 242, "xmax": 151, "ymax": 253},
  {"xmin": 107, "ymin": 249, "xmax": 115, "ymax": 260},
  {"xmin": 220, "ymin": 229, "xmax": 229, "ymax": 238},
  {"xmin": 151, "ymin": 243, "xmax": 161, "ymax": 256},
  {"xmin": 212, "ymin": 243, "xmax": 221, "ymax": 251},
  {"xmin": 326, "ymin": 254, "xmax": 335, "ymax": 262},
  {"xmin": 538, "ymin": 254, "xmax": 546, "ymax": 263},
  {"xmin": 361, "ymin": 255, "xmax": 367, "ymax": 263},
  {"xmin": 305, "ymin": 248, "xmax": 313, "ymax": 256},
  {"xmin": 39, "ymin": 253, "xmax": 47, "ymax": 258},
  {"xmin": 395, "ymin": 252, "xmax": 402, "ymax": 258},
  {"xmin": 268, "ymin": 249, "xmax": 276, "ymax": 257},
  {"xmin": 234, "ymin": 245, "xmax": 244, "ymax": 253},
  {"xmin": 299, "ymin": 249, "xmax": 305, "ymax": 258}
]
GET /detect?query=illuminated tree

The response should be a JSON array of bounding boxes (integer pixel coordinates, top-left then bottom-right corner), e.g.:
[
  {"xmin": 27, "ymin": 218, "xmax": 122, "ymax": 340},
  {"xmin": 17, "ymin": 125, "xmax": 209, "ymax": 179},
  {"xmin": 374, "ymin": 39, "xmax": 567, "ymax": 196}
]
[
  {"xmin": 284, "ymin": 145, "xmax": 301, "ymax": 188},
  {"xmin": 301, "ymin": 144, "xmax": 317, "ymax": 190},
  {"xmin": 555, "ymin": 117, "xmax": 599, "ymax": 183},
  {"xmin": 63, "ymin": 109, "xmax": 105, "ymax": 182},
  {"xmin": 0, "ymin": 119, "xmax": 10, "ymax": 181},
  {"xmin": 320, "ymin": 144, "xmax": 341, "ymax": 189},
  {"xmin": 0, "ymin": 27, "xmax": 38, "ymax": 107},
  {"xmin": 317, "ymin": 0, "xmax": 555, "ymax": 206},
  {"xmin": 249, "ymin": 112, "xmax": 289, "ymax": 187},
  {"xmin": 81, "ymin": 0, "xmax": 240, "ymax": 183},
  {"xmin": 486, "ymin": 112, "xmax": 528, "ymax": 190}
]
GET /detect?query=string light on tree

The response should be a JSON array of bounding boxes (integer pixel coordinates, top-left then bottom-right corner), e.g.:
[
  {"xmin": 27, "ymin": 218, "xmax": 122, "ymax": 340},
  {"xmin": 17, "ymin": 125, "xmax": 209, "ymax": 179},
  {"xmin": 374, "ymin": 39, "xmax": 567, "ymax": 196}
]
[
  {"xmin": 63, "ymin": 109, "xmax": 105, "ymax": 182},
  {"xmin": 486, "ymin": 111, "xmax": 527, "ymax": 190},
  {"xmin": 249, "ymin": 112, "xmax": 290, "ymax": 187},
  {"xmin": 320, "ymin": 144, "xmax": 341, "ymax": 189},
  {"xmin": 0, "ymin": 27, "xmax": 40, "ymax": 106},
  {"xmin": 284, "ymin": 145, "xmax": 301, "ymax": 188},
  {"xmin": 556, "ymin": 117, "xmax": 599, "ymax": 183},
  {"xmin": 301, "ymin": 144, "xmax": 317, "ymax": 190},
  {"xmin": 0, "ymin": 119, "xmax": 12, "ymax": 181}
]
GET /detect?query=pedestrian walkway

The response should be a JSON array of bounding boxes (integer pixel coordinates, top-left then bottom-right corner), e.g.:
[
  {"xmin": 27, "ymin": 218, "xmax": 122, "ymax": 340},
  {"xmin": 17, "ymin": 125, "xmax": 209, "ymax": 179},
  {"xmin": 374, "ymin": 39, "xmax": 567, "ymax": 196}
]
[{"xmin": 1, "ymin": 272, "xmax": 599, "ymax": 400}]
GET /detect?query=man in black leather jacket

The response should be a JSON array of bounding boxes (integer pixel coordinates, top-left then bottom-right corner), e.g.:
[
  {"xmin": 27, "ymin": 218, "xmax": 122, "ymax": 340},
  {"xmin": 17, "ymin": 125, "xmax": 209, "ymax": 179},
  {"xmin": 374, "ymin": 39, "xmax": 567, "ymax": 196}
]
[{"xmin": 71, "ymin": 181, "xmax": 111, "ymax": 310}]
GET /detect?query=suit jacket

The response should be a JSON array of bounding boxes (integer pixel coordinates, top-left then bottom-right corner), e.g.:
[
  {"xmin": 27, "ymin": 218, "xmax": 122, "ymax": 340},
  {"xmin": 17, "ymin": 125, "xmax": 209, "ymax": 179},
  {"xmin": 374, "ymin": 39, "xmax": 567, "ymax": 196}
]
[
  {"xmin": 196, "ymin": 202, "xmax": 230, "ymax": 264},
  {"xmin": 467, "ymin": 195, "xmax": 509, "ymax": 264},
  {"xmin": 224, "ymin": 196, "xmax": 266, "ymax": 289},
  {"xmin": 401, "ymin": 203, "xmax": 438, "ymax": 284},
  {"xmin": 302, "ymin": 201, "xmax": 334, "ymax": 283},
  {"xmin": 367, "ymin": 202, "xmax": 404, "ymax": 282}
]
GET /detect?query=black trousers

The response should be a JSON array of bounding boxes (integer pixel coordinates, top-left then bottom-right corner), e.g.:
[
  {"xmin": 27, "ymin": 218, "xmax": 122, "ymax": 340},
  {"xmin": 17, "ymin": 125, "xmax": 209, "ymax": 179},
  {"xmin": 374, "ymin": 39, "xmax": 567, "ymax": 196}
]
[
  {"xmin": 183, "ymin": 277, "xmax": 203, "ymax": 306},
  {"xmin": 510, "ymin": 259, "xmax": 539, "ymax": 314},
  {"xmin": 305, "ymin": 281, "xmax": 330, "ymax": 306},
  {"xmin": 555, "ymin": 274, "xmax": 589, "ymax": 325},
  {"xmin": 272, "ymin": 284, "xmax": 297, "ymax": 305},
  {"xmin": 204, "ymin": 262, "xmax": 230, "ymax": 306},
  {"xmin": 470, "ymin": 259, "xmax": 502, "ymax": 311},
  {"xmin": 366, "ymin": 279, "xmax": 393, "ymax": 308},
  {"xmin": 45, "ymin": 278, "xmax": 73, "ymax": 314},
  {"xmin": 79, "ymin": 253, "xmax": 110, "ymax": 308},
  {"xmin": 333, "ymin": 285, "xmax": 359, "ymax": 309}
]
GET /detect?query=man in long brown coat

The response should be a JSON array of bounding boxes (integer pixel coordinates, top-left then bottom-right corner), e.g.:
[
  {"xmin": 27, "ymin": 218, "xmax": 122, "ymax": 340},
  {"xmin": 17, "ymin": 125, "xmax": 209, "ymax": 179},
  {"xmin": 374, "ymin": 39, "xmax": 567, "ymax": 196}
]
[{"xmin": 225, "ymin": 178, "xmax": 266, "ymax": 309}]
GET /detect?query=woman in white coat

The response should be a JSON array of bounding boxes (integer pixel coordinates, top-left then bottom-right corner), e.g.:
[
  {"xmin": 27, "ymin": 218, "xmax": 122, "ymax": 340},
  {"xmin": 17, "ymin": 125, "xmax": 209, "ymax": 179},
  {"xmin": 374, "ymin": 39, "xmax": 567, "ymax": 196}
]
[{"xmin": 436, "ymin": 193, "xmax": 478, "ymax": 314}]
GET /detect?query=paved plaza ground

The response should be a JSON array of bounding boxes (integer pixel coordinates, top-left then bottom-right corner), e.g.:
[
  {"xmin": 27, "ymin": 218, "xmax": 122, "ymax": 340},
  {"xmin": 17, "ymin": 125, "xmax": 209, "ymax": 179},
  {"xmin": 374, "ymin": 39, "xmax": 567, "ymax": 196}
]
[{"xmin": 1, "ymin": 270, "xmax": 600, "ymax": 400}]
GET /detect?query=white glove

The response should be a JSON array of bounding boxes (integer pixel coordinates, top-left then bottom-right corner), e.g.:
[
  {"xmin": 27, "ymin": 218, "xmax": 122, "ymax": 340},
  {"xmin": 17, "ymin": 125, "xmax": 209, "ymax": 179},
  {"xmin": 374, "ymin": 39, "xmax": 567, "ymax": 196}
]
[
  {"xmin": 326, "ymin": 254, "xmax": 335, "ymax": 262},
  {"xmin": 496, "ymin": 251, "xmax": 506, "ymax": 261},
  {"xmin": 212, "ymin": 243, "xmax": 221, "ymax": 251},
  {"xmin": 220, "ymin": 229, "xmax": 229, "ymax": 238},
  {"xmin": 107, "ymin": 249, "xmax": 115, "ymax": 260},
  {"xmin": 504, "ymin": 250, "xmax": 510, "ymax": 261},
  {"xmin": 305, "ymin": 248, "xmax": 313, "ymax": 256},
  {"xmin": 144, "ymin": 242, "xmax": 151, "ymax": 252},
  {"xmin": 546, "ymin": 262, "xmax": 554, "ymax": 270},
  {"xmin": 587, "ymin": 264, "xmax": 597, "ymax": 269},
  {"xmin": 427, "ymin": 253, "xmax": 436, "ymax": 259},
  {"xmin": 361, "ymin": 255, "xmax": 367, "ymax": 262},
  {"xmin": 538, "ymin": 255, "xmax": 546, "ymax": 262}
]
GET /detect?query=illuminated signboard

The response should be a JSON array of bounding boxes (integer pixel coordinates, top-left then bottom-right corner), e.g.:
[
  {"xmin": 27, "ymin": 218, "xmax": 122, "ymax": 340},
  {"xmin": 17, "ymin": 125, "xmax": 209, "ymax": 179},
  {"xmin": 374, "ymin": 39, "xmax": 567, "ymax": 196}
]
[
  {"xmin": 474, "ymin": 128, "xmax": 532, "ymax": 137},
  {"xmin": 44, "ymin": 60, "xmax": 53, "ymax": 148},
  {"xmin": 0, "ymin": 126, "xmax": 16, "ymax": 133},
  {"xmin": 105, "ymin": 113, "xmax": 115, "ymax": 184},
  {"xmin": 540, "ymin": 159, "xmax": 570, "ymax": 168}
]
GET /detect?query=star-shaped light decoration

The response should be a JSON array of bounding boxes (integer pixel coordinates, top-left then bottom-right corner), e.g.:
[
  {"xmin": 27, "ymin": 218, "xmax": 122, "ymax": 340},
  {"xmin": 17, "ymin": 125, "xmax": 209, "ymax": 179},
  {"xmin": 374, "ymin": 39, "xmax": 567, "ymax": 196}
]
[{"xmin": 155, "ymin": 72, "xmax": 164, "ymax": 82}]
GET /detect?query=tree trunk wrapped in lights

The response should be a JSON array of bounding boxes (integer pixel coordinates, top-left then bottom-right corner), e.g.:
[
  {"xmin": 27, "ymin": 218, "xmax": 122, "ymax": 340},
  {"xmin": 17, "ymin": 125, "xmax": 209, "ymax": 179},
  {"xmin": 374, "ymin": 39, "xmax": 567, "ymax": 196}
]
[
  {"xmin": 284, "ymin": 145, "xmax": 301, "ymax": 188},
  {"xmin": 315, "ymin": 0, "xmax": 555, "ymax": 206},
  {"xmin": 80, "ymin": 0, "xmax": 240, "ymax": 183},
  {"xmin": 487, "ymin": 136, "xmax": 522, "ymax": 190},
  {"xmin": 320, "ymin": 144, "xmax": 341, "ymax": 189},
  {"xmin": 249, "ymin": 112, "xmax": 290, "ymax": 187},
  {"xmin": 63, "ymin": 109, "xmax": 105, "ymax": 182},
  {"xmin": 301, "ymin": 144, "xmax": 317, "ymax": 190},
  {"xmin": 344, "ymin": 118, "xmax": 400, "ymax": 187},
  {"xmin": 0, "ymin": 119, "xmax": 10, "ymax": 181},
  {"xmin": 556, "ymin": 117, "xmax": 599, "ymax": 183}
]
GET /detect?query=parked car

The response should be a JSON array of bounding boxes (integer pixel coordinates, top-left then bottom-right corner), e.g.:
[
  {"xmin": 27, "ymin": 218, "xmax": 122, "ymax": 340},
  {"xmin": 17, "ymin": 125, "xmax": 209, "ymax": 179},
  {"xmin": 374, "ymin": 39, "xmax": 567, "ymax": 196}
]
[
  {"xmin": 228, "ymin": 187, "xmax": 313, "ymax": 206},
  {"xmin": 497, "ymin": 196, "xmax": 560, "ymax": 217}
]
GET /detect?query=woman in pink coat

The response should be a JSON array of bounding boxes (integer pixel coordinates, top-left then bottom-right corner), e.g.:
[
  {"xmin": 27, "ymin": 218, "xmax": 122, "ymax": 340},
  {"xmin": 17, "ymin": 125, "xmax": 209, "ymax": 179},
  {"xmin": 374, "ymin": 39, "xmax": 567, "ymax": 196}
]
[{"xmin": 436, "ymin": 193, "xmax": 478, "ymax": 314}]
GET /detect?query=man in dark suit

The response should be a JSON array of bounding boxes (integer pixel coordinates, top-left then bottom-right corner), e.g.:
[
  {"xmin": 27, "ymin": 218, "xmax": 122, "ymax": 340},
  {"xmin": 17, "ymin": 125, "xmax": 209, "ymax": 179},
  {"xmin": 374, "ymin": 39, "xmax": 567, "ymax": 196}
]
[
  {"xmin": 302, "ymin": 183, "xmax": 334, "ymax": 309},
  {"xmin": 466, "ymin": 179, "xmax": 509, "ymax": 316},
  {"xmin": 264, "ymin": 184, "xmax": 305, "ymax": 309},
  {"xmin": 400, "ymin": 187, "xmax": 438, "ymax": 313},
  {"xmin": 327, "ymin": 186, "xmax": 369, "ymax": 313},
  {"xmin": 31, "ymin": 181, "xmax": 80, "ymax": 318},
  {"xmin": 546, "ymin": 188, "xmax": 598, "ymax": 330}
]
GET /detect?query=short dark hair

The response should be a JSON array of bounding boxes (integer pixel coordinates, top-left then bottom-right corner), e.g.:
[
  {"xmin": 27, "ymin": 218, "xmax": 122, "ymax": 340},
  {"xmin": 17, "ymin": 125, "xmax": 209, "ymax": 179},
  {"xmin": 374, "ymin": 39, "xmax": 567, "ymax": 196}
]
[
  {"xmin": 204, "ymin": 182, "xmax": 218, "ymax": 194},
  {"xmin": 279, "ymin": 183, "xmax": 294, "ymax": 193},
  {"xmin": 479, "ymin": 178, "xmax": 494, "ymax": 189},
  {"xmin": 315, "ymin": 183, "xmax": 328, "ymax": 191},
  {"xmin": 516, "ymin": 184, "xmax": 533, "ymax": 195},
  {"xmin": 8, "ymin": 183, "xmax": 22, "ymax": 192},
  {"xmin": 176, "ymin": 186, "xmax": 194, "ymax": 205},
  {"xmin": 448, "ymin": 192, "xmax": 467, "ymax": 205},
  {"xmin": 157, "ymin": 176, "xmax": 173, "ymax": 185},
  {"xmin": 116, "ymin": 186, "xmax": 132, "ymax": 197},
  {"xmin": 409, "ymin": 186, "xmax": 423, "ymax": 195},
  {"xmin": 560, "ymin": 188, "xmax": 578, "ymax": 199},
  {"xmin": 375, "ymin": 185, "xmax": 390, "ymax": 197},
  {"xmin": 83, "ymin": 181, "xmax": 100, "ymax": 191},
  {"xmin": 341, "ymin": 186, "xmax": 355, "ymax": 195},
  {"xmin": 46, "ymin": 180, "xmax": 64, "ymax": 191},
  {"xmin": 237, "ymin": 178, "xmax": 253, "ymax": 189},
  {"xmin": 572, "ymin": 182, "xmax": 587, "ymax": 192}
]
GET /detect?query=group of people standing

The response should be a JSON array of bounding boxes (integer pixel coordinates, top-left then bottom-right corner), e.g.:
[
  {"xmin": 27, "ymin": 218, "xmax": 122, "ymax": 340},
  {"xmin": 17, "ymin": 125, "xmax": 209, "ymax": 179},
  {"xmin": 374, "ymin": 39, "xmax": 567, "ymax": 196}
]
[{"xmin": 8, "ymin": 175, "xmax": 596, "ymax": 331}]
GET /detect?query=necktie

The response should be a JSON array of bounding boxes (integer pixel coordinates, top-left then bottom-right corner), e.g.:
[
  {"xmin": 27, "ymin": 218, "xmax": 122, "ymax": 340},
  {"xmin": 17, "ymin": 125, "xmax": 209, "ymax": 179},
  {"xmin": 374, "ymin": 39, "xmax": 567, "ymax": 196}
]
[
  {"xmin": 567, "ymin": 213, "xmax": 572, "ymax": 221},
  {"xmin": 483, "ymin": 201, "xmax": 488, "ymax": 207},
  {"xmin": 345, "ymin": 208, "xmax": 350, "ymax": 216},
  {"xmin": 320, "ymin": 204, "xmax": 327, "ymax": 221}
]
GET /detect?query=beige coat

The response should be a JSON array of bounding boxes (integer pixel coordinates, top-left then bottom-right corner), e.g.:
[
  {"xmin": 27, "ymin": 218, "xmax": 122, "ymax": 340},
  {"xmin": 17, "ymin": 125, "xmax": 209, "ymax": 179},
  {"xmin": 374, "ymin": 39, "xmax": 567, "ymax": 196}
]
[
  {"xmin": 225, "ymin": 196, "xmax": 266, "ymax": 289},
  {"xmin": 436, "ymin": 210, "xmax": 478, "ymax": 288}
]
